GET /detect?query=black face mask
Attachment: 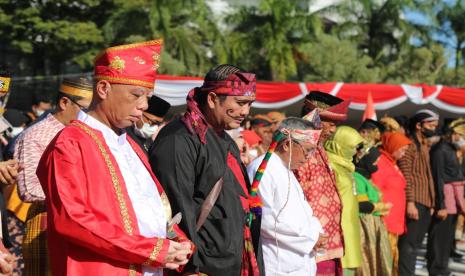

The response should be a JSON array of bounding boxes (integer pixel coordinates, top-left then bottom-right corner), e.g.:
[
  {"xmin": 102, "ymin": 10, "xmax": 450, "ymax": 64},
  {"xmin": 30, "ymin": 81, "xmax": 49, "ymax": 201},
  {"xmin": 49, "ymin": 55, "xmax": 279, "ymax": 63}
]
[
  {"xmin": 354, "ymin": 147, "xmax": 381, "ymax": 179},
  {"xmin": 422, "ymin": 128, "xmax": 436, "ymax": 138}
]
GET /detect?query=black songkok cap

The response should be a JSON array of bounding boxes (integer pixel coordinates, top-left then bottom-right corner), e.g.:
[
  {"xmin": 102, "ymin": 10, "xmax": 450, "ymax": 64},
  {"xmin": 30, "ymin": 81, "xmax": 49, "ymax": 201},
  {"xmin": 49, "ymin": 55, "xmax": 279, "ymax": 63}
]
[
  {"xmin": 360, "ymin": 119, "xmax": 386, "ymax": 132},
  {"xmin": 146, "ymin": 95, "xmax": 171, "ymax": 120},
  {"xmin": 306, "ymin": 91, "xmax": 344, "ymax": 108}
]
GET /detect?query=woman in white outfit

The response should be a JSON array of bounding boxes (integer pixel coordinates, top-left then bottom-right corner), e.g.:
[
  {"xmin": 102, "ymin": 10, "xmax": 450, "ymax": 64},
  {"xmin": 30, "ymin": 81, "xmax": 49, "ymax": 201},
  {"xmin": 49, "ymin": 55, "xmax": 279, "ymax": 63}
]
[{"xmin": 247, "ymin": 116, "xmax": 327, "ymax": 276}]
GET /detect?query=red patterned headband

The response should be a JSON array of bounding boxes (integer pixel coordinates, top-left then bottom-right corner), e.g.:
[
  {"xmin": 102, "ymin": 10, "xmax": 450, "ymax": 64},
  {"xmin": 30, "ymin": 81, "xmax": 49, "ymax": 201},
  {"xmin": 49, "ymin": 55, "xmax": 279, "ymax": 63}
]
[
  {"xmin": 280, "ymin": 128, "xmax": 322, "ymax": 146},
  {"xmin": 200, "ymin": 72, "xmax": 256, "ymax": 96}
]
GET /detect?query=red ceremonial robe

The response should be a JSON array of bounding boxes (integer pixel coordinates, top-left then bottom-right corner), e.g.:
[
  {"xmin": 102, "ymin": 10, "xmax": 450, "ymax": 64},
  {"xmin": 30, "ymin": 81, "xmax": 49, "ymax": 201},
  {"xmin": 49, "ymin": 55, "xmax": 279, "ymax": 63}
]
[{"xmin": 36, "ymin": 120, "xmax": 190, "ymax": 276}]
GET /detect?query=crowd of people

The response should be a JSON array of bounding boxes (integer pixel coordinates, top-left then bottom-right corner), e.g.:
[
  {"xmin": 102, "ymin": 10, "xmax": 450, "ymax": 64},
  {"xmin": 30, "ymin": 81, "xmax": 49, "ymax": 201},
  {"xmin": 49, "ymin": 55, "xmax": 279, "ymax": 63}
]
[{"xmin": 0, "ymin": 39, "xmax": 462, "ymax": 276}]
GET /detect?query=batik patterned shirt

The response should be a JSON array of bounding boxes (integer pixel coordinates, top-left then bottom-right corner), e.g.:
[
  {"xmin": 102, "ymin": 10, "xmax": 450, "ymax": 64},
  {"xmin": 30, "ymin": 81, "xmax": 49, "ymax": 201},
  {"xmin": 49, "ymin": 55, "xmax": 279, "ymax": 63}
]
[
  {"xmin": 296, "ymin": 145, "xmax": 344, "ymax": 262},
  {"xmin": 15, "ymin": 113, "xmax": 64, "ymax": 202}
]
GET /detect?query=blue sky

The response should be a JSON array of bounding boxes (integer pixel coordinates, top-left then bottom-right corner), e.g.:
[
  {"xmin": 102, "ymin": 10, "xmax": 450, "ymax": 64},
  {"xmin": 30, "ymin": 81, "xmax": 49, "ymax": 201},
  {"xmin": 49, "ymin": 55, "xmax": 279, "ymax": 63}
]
[{"xmin": 404, "ymin": 1, "xmax": 459, "ymax": 67}]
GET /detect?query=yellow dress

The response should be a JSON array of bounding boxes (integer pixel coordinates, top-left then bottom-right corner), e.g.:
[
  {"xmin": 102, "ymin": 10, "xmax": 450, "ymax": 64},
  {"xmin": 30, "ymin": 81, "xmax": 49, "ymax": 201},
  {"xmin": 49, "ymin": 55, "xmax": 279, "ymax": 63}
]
[{"xmin": 325, "ymin": 126, "xmax": 364, "ymax": 269}]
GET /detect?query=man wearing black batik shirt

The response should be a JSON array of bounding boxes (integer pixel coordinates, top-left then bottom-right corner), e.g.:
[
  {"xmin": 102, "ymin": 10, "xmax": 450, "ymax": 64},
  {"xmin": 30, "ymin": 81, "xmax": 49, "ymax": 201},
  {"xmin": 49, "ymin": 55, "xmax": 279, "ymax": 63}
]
[{"xmin": 149, "ymin": 65, "xmax": 263, "ymax": 276}]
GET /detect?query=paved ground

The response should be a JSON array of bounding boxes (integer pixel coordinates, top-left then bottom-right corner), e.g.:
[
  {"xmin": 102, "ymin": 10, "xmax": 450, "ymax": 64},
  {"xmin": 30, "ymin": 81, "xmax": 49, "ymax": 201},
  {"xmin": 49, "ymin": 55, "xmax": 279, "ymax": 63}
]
[{"xmin": 415, "ymin": 237, "xmax": 465, "ymax": 276}]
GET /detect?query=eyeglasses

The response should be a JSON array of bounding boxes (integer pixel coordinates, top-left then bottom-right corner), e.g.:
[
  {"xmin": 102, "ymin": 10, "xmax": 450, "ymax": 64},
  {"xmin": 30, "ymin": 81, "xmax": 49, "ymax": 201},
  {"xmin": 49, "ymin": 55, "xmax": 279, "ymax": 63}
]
[
  {"xmin": 68, "ymin": 97, "xmax": 88, "ymax": 112},
  {"xmin": 143, "ymin": 113, "xmax": 162, "ymax": 127},
  {"xmin": 294, "ymin": 141, "xmax": 315, "ymax": 156}
]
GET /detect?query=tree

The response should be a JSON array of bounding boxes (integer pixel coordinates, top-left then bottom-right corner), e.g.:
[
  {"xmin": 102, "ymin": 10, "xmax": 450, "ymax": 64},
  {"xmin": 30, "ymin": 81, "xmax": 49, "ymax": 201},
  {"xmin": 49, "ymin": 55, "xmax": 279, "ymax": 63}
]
[
  {"xmin": 435, "ymin": 1, "xmax": 465, "ymax": 82},
  {"xmin": 298, "ymin": 34, "xmax": 380, "ymax": 83},
  {"xmin": 0, "ymin": 0, "xmax": 111, "ymax": 75},
  {"xmin": 381, "ymin": 43, "xmax": 447, "ymax": 84},
  {"xmin": 102, "ymin": 0, "xmax": 221, "ymax": 76},
  {"xmin": 438, "ymin": 67, "xmax": 465, "ymax": 86},
  {"xmin": 226, "ymin": 0, "xmax": 322, "ymax": 81},
  {"xmin": 331, "ymin": 0, "xmax": 415, "ymax": 65}
]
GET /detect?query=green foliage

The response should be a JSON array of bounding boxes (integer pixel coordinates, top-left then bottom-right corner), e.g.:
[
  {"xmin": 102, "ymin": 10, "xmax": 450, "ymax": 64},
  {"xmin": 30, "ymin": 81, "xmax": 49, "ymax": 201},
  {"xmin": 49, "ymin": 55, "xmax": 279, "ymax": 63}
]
[
  {"xmin": 331, "ymin": 0, "xmax": 415, "ymax": 65},
  {"xmin": 226, "ymin": 0, "xmax": 321, "ymax": 81},
  {"xmin": 1, "ymin": 0, "xmax": 107, "ymax": 74},
  {"xmin": 382, "ymin": 44, "xmax": 447, "ymax": 84},
  {"xmin": 101, "ymin": 0, "xmax": 219, "ymax": 76},
  {"xmin": 435, "ymin": 1, "xmax": 465, "ymax": 81},
  {"xmin": 299, "ymin": 34, "xmax": 379, "ymax": 83}
]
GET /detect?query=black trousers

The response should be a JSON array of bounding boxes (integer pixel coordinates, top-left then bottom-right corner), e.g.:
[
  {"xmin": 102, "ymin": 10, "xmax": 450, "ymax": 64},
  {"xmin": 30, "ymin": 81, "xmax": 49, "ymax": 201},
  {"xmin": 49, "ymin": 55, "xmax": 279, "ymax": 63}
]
[
  {"xmin": 427, "ymin": 214, "xmax": 455, "ymax": 275},
  {"xmin": 398, "ymin": 203, "xmax": 432, "ymax": 276},
  {"xmin": 450, "ymin": 214, "xmax": 459, "ymax": 255}
]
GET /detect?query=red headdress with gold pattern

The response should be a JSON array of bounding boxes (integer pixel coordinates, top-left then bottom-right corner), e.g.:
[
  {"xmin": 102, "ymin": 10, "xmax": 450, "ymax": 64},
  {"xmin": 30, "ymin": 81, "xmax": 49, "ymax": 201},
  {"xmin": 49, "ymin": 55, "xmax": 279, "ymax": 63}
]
[
  {"xmin": 94, "ymin": 39, "xmax": 163, "ymax": 89},
  {"xmin": 304, "ymin": 91, "xmax": 351, "ymax": 122}
]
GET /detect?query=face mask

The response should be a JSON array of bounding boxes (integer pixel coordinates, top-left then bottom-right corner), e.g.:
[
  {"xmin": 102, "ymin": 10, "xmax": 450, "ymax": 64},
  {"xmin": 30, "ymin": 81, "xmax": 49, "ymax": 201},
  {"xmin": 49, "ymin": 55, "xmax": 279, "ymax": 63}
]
[
  {"xmin": 453, "ymin": 137, "xmax": 465, "ymax": 148},
  {"xmin": 34, "ymin": 109, "xmax": 45, "ymax": 117},
  {"xmin": 134, "ymin": 123, "xmax": 159, "ymax": 139},
  {"xmin": 422, "ymin": 128, "xmax": 436, "ymax": 138},
  {"xmin": 7, "ymin": 127, "xmax": 24, "ymax": 138},
  {"xmin": 249, "ymin": 149, "xmax": 258, "ymax": 159}
]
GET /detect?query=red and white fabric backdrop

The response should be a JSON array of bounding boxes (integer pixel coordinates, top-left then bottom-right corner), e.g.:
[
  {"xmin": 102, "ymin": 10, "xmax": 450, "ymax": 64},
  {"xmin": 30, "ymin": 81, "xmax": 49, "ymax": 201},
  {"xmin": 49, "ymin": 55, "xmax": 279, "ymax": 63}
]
[{"xmin": 155, "ymin": 75, "xmax": 465, "ymax": 114}]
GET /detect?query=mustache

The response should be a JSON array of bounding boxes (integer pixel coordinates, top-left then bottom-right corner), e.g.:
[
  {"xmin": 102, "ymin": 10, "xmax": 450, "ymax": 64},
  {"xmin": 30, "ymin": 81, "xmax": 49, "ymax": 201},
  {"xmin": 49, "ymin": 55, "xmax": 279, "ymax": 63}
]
[{"xmin": 226, "ymin": 109, "xmax": 245, "ymax": 120}]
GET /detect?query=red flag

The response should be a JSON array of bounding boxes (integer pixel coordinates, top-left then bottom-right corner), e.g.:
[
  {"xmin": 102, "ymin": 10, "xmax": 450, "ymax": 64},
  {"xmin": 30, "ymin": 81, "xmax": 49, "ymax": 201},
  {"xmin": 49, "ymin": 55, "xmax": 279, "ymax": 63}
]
[{"xmin": 362, "ymin": 91, "xmax": 377, "ymax": 121}]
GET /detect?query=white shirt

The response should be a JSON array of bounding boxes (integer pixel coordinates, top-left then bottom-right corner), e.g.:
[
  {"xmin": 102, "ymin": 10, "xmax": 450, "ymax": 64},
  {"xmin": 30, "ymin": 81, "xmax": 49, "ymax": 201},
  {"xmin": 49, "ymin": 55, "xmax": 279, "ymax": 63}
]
[
  {"xmin": 78, "ymin": 111, "xmax": 166, "ymax": 276},
  {"xmin": 247, "ymin": 154, "xmax": 322, "ymax": 276}
]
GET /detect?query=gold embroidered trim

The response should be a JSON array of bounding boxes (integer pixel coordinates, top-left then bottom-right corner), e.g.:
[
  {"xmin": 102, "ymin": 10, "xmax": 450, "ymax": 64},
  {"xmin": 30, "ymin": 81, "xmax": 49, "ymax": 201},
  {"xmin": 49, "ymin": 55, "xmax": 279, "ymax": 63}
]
[
  {"xmin": 94, "ymin": 39, "xmax": 163, "ymax": 61},
  {"xmin": 128, "ymin": 264, "xmax": 137, "ymax": 276},
  {"xmin": 160, "ymin": 192, "xmax": 172, "ymax": 220},
  {"xmin": 73, "ymin": 122, "xmax": 134, "ymax": 235},
  {"xmin": 59, "ymin": 84, "xmax": 93, "ymax": 99},
  {"xmin": 143, "ymin": 239, "xmax": 164, "ymax": 266},
  {"xmin": 152, "ymin": 52, "xmax": 160, "ymax": 71},
  {"xmin": 134, "ymin": 56, "xmax": 146, "ymax": 65},
  {"xmin": 109, "ymin": 56, "xmax": 126, "ymax": 73},
  {"xmin": 73, "ymin": 122, "xmax": 140, "ymax": 275},
  {"xmin": 306, "ymin": 99, "xmax": 331, "ymax": 109},
  {"xmin": 105, "ymin": 39, "xmax": 162, "ymax": 52},
  {"xmin": 95, "ymin": 76, "xmax": 154, "ymax": 89}
]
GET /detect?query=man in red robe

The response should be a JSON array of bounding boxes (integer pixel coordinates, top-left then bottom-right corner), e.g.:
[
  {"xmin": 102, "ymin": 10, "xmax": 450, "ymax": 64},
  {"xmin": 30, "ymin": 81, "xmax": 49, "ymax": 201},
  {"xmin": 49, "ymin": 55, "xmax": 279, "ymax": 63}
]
[{"xmin": 36, "ymin": 39, "xmax": 193, "ymax": 276}]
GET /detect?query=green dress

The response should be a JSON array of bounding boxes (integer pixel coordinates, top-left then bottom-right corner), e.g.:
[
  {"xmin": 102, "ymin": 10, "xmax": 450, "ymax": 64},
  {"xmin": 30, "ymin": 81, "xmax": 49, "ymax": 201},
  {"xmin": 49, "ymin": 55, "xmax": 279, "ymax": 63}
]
[
  {"xmin": 354, "ymin": 172, "xmax": 393, "ymax": 276},
  {"xmin": 325, "ymin": 126, "xmax": 364, "ymax": 269}
]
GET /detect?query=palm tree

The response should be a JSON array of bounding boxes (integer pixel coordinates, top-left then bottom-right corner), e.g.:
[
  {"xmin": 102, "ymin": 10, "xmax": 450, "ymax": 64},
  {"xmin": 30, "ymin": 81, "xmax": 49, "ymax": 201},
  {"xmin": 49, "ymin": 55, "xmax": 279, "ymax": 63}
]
[
  {"xmin": 226, "ymin": 0, "xmax": 322, "ymax": 81},
  {"xmin": 331, "ymin": 0, "xmax": 415, "ymax": 65},
  {"xmin": 102, "ymin": 0, "xmax": 220, "ymax": 76}
]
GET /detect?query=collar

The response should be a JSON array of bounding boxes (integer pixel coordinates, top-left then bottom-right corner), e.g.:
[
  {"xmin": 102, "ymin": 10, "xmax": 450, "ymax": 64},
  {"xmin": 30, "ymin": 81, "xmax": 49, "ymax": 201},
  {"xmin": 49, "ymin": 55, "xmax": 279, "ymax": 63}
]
[
  {"xmin": 77, "ymin": 111, "xmax": 127, "ymax": 146},
  {"xmin": 47, "ymin": 113, "xmax": 65, "ymax": 127}
]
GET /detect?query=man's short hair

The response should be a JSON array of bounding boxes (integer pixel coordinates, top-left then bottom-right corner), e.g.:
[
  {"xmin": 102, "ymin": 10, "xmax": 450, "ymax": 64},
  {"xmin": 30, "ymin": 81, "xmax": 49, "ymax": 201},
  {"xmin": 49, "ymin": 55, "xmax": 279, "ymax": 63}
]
[
  {"xmin": 195, "ymin": 64, "xmax": 245, "ymax": 106},
  {"xmin": 204, "ymin": 64, "xmax": 243, "ymax": 82},
  {"xmin": 32, "ymin": 94, "xmax": 52, "ymax": 106},
  {"xmin": 0, "ymin": 66, "xmax": 11, "ymax": 78}
]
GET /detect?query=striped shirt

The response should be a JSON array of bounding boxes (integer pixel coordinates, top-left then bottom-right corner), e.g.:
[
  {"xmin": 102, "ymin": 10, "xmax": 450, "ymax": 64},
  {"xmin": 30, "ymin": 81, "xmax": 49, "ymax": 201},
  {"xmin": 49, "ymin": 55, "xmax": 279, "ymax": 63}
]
[{"xmin": 398, "ymin": 140, "xmax": 435, "ymax": 208}]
